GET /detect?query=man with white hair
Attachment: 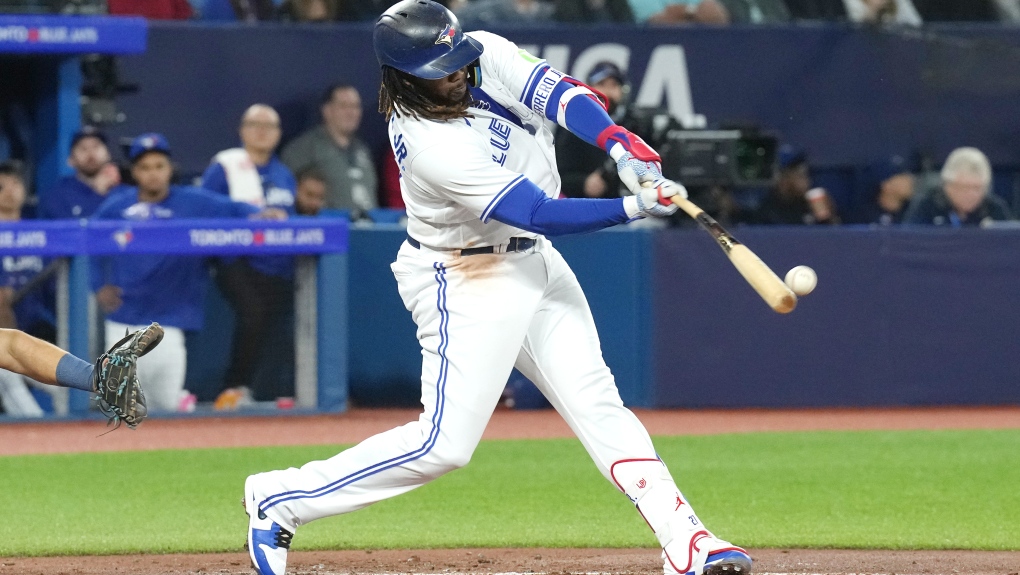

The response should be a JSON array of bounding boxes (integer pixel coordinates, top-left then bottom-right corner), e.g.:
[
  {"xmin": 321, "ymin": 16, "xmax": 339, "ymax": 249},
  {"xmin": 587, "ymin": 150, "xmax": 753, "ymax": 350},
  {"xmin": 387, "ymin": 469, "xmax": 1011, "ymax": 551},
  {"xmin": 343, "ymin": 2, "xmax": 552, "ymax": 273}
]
[{"xmin": 903, "ymin": 147, "xmax": 1013, "ymax": 226}]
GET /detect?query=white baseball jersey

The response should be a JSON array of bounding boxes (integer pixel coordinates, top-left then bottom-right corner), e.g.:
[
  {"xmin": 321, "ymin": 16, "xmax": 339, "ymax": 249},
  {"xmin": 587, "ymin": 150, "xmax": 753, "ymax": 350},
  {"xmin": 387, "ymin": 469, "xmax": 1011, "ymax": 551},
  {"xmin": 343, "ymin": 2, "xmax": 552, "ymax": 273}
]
[
  {"xmin": 390, "ymin": 31, "xmax": 564, "ymax": 250},
  {"xmin": 249, "ymin": 29, "xmax": 742, "ymax": 575}
]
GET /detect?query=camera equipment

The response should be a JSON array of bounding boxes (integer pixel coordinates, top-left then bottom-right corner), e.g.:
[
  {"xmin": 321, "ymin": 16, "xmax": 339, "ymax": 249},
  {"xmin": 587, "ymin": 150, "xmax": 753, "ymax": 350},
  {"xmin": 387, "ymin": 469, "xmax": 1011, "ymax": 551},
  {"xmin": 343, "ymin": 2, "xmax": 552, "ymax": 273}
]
[{"xmin": 659, "ymin": 129, "xmax": 778, "ymax": 187}]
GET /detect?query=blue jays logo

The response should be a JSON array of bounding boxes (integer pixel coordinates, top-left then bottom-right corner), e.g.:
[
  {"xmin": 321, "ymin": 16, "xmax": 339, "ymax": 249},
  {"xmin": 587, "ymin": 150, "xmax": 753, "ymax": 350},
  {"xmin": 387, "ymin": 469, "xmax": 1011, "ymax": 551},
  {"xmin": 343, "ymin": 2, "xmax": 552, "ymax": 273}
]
[
  {"xmin": 113, "ymin": 228, "xmax": 134, "ymax": 249},
  {"xmin": 435, "ymin": 24, "xmax": 455, "ymax": 47}
]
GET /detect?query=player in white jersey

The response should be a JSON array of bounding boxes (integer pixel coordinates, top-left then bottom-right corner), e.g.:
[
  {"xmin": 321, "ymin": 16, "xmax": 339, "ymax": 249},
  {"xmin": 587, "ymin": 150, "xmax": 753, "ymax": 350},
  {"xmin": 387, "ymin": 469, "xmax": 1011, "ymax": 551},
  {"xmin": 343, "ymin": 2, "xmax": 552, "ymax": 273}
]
[{"xmin": 242, "ymin": 2, "xmax": 753, "ymax": 575}]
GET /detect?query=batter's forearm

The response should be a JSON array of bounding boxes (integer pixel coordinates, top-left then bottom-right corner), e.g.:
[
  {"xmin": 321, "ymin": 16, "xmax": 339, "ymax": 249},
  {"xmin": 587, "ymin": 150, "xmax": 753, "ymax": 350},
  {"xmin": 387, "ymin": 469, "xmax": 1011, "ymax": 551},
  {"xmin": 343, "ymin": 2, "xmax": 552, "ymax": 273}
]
[{"xmin": 486, "ymin": 178, "xmax": 628, "ymax": 236}]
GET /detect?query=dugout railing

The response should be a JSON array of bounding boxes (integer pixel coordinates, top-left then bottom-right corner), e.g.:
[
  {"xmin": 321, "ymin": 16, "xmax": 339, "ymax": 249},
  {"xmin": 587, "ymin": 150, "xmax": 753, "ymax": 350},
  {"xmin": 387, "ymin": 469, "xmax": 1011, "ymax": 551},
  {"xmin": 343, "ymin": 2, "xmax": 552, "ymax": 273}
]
[{"xmin": 1, "ymin": 218, "xmax": 349, "ymax": 416}]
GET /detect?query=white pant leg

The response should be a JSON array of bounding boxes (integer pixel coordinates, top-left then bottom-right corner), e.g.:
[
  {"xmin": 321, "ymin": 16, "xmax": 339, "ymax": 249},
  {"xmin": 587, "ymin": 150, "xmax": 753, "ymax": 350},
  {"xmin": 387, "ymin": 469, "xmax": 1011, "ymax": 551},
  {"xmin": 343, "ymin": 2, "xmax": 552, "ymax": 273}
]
[
  {"xmin": 0, "ymin": 370, "xmax": 44, "ymax": 417},
  {"xmin": 254, "ymin": 244, "xmax": 547, "ymax": 531},
  {"xmin": 514, "ymin": 242, "xmax": 712, "ymax": 570},
  {"xmin": 513, "ymin": 241, "xmax": 659, "ymax": 483},
  {"xmin": 105, "ymin": 321, "xmax": 186, "ymax": 412}
]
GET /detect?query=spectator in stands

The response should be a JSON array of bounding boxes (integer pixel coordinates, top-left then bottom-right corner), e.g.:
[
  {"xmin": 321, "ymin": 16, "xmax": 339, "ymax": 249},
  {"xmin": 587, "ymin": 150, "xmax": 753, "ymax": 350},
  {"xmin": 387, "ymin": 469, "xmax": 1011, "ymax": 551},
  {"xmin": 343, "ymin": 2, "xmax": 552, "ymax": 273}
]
[
  {"xmin": 556, "ymin": 62, "xmax": 632, "ymax": 199},
  {"xmin": 282, "ymin": 84, "xmax": 378, "ymax": 218},
  {"xmin": 843, "ymin": 0, "xmax": 922, "ymax": 25},
  {"xmin": 849, "ymin": 155, "xmax": 916, "ymax": 225},
  {"xmin": 454, "ymin": 0, "xmax": 554, "ymax": 28},
  {"xmin": 554, "ymin": 0, "xmax": 635, "ymax": 22},
  {"xmin": 38, "ymin": 127, "xmax": 121, "ymax": 220},
  {"xmin": 277, "ymin": 0, "xmax": 337, "ymax": 21},
  {"xmin": 0, "ymin": 161, "xmax": 50, "ymax": 417},
  {"xmin": 903, "ymin": 147, "xmax": 1013, "ymax": 226},
  {"xmin": 752, "ymin": 146, "xmax": 840, "ymax": 225},
  {"xmin": 91, "ymin": 133, "xmax": 285, "ymax": 413},
  {"xmin": 718, "ymin": 0, "xmax": 790, "ymax": 23},
  {"xmin": 783, "ymin": 0, "xmax": 846, "ymax": 20},
  {"xmin": 108, "ymin": 0, "xmax": 194, "ymax": 19},
  {"xmin": 630, "ymin": 0, "xmax": 730, "ymax": 23},
  {"xmin": 201, "ymin": 104, "xmax": 297, "ymax": 410},
  {"xmin": 226, "ymin": 0, "xmax": 278, "ymax": 21},
  {"xmin": 295, "ymin": 168, "xmax": 328, "ymax": 216},
  {"xmin": 913, "ymin": 0, "xmax": 998, "ymax": 21}
]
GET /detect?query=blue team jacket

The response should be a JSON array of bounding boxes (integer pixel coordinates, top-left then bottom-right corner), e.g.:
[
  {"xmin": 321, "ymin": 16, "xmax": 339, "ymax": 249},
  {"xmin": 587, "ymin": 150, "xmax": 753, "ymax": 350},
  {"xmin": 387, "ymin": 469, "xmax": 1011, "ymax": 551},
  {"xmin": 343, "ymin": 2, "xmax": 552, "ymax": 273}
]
[{"xmin": 90, "ymin": 186, "xmax": 260, "ymax": 330}]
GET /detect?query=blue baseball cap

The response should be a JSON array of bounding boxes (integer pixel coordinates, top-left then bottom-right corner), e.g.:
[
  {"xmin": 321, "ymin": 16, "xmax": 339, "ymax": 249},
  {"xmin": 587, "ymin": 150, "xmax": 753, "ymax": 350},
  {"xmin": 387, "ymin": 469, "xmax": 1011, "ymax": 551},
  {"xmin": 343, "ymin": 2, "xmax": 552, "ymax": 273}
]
[
  {"xmin": 128, "ymin": 133, "xmax": 171, "ymax": 163},
  {"xmin": 777, "ymin": 144, "xmax": 807, "ymax": 170},
  {"xmin": 587, "ymin": 62, "xmax": 626, "ymax": 86},
  {"xmin": 71, "ymin": 126, "xmax": 108, "ymax": 149}
]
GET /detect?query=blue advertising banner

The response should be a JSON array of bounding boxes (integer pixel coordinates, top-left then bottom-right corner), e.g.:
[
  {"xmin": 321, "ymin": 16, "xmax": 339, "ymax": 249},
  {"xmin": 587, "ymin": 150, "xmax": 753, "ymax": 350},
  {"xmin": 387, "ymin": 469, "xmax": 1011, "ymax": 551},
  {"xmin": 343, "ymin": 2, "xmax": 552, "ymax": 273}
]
[
  {"xmin": 85, "ymin": 218, "xmax": 349, "ymax": 256},
  {"xmin": 0, "ymin": 220, "xmax": 86, "ymax": 256},
  {"xmin": 0, "ymin": 218, "xmax": 349, "ymax": 256},
  {"xmin": 0, "ymin": 15, "xmax": 146, "ymax": 54},
  {"xmin": 103, "ymin": 22, "xmax": 1020, "ymax": 182}
]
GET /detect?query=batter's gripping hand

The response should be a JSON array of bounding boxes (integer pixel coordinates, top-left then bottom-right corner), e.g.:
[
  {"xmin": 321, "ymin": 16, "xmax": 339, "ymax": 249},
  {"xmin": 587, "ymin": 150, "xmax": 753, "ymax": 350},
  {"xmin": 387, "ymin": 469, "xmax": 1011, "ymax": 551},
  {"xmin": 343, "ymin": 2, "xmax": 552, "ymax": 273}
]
[
  {"xmin": 93, "ymin": 322, "xmax": 164, "ymax": 430},
  {"xmin": 601, "ymin": 128, "xmax": 664, "ymax": 196},
  {"xmin": 636, "ymin": 178, "xmax": 686, "ymax": 218}
]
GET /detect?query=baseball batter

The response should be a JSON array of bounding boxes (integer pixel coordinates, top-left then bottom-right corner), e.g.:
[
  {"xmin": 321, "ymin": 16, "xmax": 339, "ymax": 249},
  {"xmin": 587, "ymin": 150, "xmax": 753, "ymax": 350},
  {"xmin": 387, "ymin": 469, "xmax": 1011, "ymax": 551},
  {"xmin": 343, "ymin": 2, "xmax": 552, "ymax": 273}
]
[{"xmin": 244, "ymin": 3, "xmax": 752, "ymax": 575}]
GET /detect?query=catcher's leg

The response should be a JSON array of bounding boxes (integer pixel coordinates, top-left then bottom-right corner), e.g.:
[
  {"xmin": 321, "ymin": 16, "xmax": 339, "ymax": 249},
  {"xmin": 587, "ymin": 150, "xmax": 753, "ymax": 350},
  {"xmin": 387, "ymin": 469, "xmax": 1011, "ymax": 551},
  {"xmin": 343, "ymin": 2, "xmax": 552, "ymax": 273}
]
[{"xmin": 514, "ymin": 247, "xmax": 751, "ymax": 575}]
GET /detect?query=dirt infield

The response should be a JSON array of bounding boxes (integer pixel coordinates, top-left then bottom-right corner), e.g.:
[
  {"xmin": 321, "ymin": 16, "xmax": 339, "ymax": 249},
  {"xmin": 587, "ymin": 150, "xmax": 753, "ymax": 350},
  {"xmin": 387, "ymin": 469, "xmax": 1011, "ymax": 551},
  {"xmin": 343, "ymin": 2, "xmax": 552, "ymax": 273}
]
[
  {"xmin": 2, "ymin": 406, "xmax": 1019, "ymax": 575},
  {"xmin": 3, "ymin": 406, "xmax": 1019, "ymax": 456},
  {"xmin": 4, "ymin": 548, "xmax": 1020, "ymax": 575}
]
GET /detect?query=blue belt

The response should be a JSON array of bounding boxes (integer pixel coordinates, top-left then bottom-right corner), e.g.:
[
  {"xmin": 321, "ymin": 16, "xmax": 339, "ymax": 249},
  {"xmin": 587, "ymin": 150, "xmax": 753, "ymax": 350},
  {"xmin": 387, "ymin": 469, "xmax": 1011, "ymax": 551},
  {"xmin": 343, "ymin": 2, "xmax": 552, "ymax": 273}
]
[{"xmin": 407, "ymin": 235, "xmax": 536, "ymax": 256}]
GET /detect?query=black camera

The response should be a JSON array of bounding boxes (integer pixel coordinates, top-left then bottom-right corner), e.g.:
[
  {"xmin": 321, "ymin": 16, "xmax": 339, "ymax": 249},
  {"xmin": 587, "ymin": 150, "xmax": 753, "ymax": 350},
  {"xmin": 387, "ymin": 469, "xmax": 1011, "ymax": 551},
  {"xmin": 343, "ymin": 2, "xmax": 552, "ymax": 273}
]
[{"xmin": 659, "ymin": 129, "xmax": 778, "ymax": 187}]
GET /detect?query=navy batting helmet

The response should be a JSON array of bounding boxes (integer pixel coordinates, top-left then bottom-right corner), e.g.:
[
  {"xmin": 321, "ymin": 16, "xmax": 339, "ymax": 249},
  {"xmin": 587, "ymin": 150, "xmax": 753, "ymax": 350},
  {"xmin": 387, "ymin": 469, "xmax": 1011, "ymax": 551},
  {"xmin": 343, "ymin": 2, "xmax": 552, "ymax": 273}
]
[{"xmin": 374, "ymin": 0, "xmax": 483, "ymax": 80}]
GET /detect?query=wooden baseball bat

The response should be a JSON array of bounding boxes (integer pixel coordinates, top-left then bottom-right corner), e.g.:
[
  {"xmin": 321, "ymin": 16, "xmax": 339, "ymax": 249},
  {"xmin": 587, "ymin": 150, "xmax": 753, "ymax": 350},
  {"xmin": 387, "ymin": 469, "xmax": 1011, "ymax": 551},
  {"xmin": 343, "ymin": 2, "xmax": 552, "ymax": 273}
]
[{"xmin": 671, "ymin": 196, "xmax": 797, "ymax": 314}]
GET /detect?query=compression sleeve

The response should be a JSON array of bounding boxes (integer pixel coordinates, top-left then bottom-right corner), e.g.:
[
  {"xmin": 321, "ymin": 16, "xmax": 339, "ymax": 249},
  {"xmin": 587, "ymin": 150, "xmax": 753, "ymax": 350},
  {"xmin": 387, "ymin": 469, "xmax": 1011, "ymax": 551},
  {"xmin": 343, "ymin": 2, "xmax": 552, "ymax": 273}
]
[
  {"xmin": 542, "ymin": 79, "xmax": 616, "ymax": 149},
  {"xmin": 486, "ymin": 177, "xmax": 629, "ymax": 236}
]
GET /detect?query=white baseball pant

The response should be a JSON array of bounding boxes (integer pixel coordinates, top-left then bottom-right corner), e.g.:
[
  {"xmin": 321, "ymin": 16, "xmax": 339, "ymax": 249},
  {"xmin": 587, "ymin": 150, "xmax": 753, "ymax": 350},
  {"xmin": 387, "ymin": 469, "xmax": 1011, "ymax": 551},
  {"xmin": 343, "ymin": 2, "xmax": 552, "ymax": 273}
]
[
  {"xmin": 0, "ymin": 370, "xmax": 44, "ymax": 417},
  {"xmin": 253, "ymin": 237, "xmax": 674, "ymax": 531}
]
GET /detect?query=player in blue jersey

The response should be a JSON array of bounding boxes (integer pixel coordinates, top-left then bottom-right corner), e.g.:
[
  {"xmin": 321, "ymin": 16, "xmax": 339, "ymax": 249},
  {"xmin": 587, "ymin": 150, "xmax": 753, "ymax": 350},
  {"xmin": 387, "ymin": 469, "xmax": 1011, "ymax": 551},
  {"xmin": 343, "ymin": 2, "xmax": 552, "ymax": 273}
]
[
  {"xmin": 2, "ymin": 160, "xmax": 161, "ymax": 424},
  {"xmin": 92, "ymin": 133, "xmax": 286, "ymax": 413},
  {"xmin": 201, "ymin": 105, "xmax": 298, "ymax": 410},
  {"xmin": 38, "ymin": 126, "xmax": 124, "ymax": 220},
  {"xmin": 241, "ymin": 3, "xmax": 752, "ymax": 575}
]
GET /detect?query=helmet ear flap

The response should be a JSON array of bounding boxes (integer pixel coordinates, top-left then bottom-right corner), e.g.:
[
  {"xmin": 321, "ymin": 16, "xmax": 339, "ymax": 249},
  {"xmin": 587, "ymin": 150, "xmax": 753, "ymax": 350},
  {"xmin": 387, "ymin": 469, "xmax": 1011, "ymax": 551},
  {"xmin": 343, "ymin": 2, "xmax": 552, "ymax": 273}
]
[{"xmin": 466, "ymin": 59, "xmax": 482, "ymax": 88}]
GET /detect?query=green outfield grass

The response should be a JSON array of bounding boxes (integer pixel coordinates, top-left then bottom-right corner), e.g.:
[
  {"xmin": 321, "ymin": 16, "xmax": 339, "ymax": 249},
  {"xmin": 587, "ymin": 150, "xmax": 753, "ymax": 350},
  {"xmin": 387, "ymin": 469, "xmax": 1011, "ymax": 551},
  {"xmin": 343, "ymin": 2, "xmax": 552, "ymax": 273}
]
[{"xmin": 0, "ymin": 429, "xmax": 1017, "ymax": 556}]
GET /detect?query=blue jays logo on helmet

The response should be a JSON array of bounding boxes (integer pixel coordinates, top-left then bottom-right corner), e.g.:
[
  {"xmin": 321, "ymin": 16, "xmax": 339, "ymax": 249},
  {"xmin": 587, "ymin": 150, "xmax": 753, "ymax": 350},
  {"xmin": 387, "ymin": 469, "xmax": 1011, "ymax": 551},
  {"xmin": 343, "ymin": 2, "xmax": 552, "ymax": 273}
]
[
  {"xmin": 374, "ymin": 0, "xmax": 483, "ymax": 80},
  {"xmin": 436, "ymin": 24, "xmax": 455, "ymax": 47}
]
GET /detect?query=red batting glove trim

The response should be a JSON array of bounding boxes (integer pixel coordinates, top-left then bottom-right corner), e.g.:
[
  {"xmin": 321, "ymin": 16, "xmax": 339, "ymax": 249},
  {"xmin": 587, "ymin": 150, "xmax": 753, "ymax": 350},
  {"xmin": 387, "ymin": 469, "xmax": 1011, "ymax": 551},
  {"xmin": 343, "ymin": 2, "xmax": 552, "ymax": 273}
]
[
  {"xmin": 656, "ymin": 182, "xmax": 673, "ymax": 206},
  {"xmin": 596, "ymin": 126, "xmax": 662, "ymax": 162}
]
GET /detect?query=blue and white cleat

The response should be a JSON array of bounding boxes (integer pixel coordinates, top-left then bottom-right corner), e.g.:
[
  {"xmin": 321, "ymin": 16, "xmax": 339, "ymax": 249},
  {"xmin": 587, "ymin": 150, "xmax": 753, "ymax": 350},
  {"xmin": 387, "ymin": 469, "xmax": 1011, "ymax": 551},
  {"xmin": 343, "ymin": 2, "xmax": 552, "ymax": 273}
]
[
  {"xmin": 244, "ymin": 475, "xmax": 293, "ymax": 575},
  {"xmin": 664, "ymin": 530, "xmax": 753, "ymax": 575}
]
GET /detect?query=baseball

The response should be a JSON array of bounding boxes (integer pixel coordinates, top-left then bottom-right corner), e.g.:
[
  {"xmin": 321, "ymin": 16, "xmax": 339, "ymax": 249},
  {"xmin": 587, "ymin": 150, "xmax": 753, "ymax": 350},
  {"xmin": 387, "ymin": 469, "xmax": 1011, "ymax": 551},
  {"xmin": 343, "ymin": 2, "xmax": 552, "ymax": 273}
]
[{"xmin": 784, "ymin": 265, "xmax": 817, "ymax": 296}]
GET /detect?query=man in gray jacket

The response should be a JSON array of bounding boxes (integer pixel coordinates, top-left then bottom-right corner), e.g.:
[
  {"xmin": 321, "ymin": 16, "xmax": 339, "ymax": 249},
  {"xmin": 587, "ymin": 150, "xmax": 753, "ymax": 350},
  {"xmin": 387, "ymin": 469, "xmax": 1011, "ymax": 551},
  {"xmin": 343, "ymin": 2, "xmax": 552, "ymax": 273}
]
[{"xmin": 282, "ymin": 84, "xmax": 378, "ymax": 218}]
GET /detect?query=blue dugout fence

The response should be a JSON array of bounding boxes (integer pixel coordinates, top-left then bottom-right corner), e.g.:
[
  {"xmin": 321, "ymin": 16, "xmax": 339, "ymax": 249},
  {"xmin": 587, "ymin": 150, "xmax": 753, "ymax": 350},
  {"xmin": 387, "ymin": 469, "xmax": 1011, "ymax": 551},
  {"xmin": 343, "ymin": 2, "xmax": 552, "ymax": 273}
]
[
  {"xmin": 3, "ymin": 222, "xmax": 1018, "ymax": 414},
  {"xmin": 1, "ymin": 218, "xmax": 349, "ymax": 415}
]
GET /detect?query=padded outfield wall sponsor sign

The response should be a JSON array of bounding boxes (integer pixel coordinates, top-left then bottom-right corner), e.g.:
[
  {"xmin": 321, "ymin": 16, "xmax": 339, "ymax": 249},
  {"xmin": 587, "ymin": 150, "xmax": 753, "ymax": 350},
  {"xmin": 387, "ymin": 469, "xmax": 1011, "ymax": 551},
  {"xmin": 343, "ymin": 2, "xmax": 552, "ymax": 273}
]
[
  {"xmin": 0, "ymin": 219, "xmax": 347, "ymax": 256},
  {"xmin": 0, "ymin": 15, "xmax": 146, "ymax": 54}
]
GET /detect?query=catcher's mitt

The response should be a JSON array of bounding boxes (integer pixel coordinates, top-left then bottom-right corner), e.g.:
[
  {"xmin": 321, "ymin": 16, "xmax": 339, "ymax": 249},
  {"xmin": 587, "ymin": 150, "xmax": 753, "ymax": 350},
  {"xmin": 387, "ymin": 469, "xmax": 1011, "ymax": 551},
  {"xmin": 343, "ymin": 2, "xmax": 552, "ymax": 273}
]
[{"xmin": 93, "ymin": 322, "xmax": 164, "ymax": 429}]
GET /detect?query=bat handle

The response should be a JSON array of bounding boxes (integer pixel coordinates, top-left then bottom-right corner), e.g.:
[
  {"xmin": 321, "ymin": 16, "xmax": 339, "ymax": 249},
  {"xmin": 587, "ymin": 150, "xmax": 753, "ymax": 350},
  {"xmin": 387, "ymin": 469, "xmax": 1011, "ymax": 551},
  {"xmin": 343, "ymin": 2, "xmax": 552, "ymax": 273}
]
[{"xmin": 670, "ymin": 195, "xmax": 703, "ymax": 220}]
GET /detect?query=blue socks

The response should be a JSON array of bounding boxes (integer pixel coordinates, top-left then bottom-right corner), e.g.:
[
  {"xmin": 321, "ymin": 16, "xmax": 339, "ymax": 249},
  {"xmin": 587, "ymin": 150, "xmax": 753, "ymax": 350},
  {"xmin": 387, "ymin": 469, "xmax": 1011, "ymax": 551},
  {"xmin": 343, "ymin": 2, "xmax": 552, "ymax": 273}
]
[{"xmin": 55, "ymin": 353, "xmax": 95, "ymax": 392}]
